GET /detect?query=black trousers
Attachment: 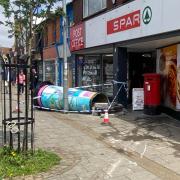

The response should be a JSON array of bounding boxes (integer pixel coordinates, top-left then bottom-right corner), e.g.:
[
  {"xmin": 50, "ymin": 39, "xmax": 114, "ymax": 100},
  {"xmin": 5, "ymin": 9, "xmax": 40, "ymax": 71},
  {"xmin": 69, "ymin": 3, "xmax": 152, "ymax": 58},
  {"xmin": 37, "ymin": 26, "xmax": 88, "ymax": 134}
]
[{"xmin": 18, "ymin": 84, "xmax": 24, "ymax": 94}]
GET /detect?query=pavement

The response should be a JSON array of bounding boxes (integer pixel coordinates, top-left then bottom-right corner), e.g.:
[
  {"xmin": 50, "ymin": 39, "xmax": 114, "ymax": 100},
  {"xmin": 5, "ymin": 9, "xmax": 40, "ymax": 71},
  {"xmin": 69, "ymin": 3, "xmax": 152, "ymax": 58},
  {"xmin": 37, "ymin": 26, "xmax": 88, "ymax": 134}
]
[
  {"xmin": 20, "ymin": 109, "xmax": 180, "ymax": 179},
  {"xmin": 1, "ymin": 91, "xmax": 180, "ymax": 179}
]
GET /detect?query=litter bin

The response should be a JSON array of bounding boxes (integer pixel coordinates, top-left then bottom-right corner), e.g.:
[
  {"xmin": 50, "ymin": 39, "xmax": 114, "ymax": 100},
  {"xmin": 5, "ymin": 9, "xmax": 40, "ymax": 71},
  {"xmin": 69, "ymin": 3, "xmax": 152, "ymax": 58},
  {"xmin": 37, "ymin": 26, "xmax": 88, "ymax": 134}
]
[{"xmin": 143, "ymin": 73, "xmax": 161, "ymax": 115}]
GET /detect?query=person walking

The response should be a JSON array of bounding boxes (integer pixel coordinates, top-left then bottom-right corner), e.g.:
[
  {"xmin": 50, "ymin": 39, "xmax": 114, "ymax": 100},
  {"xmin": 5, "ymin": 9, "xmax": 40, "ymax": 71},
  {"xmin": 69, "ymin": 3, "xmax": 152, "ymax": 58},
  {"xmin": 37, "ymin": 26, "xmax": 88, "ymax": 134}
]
[
  {"xmin": 30, "ymin": 68, "xmax": 38, "ymax": 91},
  {"xmin": 11, "ymin": 67, "xmax": 16, "ymax": 86},
  {"xmin": 4, "ymin": 68, "xmax": 9, "ymax": 94},
  {"xmin": 1, "ymin": 55, "xmax": 9, "ymax": 93},
  {"xmin": 16, "ymin": 70, "xmax": 25, "ymax": 94}
]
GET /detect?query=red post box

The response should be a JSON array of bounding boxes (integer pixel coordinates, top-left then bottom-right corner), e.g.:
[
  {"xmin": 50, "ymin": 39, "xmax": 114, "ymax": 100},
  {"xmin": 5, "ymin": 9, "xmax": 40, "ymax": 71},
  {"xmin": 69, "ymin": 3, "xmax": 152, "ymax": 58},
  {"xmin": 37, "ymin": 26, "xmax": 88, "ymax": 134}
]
[{"xmin": 143, "ymin": 73, "xmax": 161, "ymax": 115}]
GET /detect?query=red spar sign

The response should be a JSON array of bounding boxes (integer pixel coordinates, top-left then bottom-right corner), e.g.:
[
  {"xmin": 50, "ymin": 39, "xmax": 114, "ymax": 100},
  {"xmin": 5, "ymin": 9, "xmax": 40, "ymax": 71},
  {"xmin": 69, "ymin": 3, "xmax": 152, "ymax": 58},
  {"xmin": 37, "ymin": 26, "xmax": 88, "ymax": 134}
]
[{"xmin": 107, "ymin": 10, "xmax": 140, "ymax": 35}]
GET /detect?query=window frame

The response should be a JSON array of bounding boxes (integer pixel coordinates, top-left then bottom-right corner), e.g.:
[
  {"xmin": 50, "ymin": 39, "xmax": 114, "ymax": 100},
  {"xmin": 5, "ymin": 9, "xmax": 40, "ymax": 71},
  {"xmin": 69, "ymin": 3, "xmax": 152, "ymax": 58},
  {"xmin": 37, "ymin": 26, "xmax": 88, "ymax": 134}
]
[{"xmin": 83, "ymin": 0, "xmax": 107, "ymax": 18}]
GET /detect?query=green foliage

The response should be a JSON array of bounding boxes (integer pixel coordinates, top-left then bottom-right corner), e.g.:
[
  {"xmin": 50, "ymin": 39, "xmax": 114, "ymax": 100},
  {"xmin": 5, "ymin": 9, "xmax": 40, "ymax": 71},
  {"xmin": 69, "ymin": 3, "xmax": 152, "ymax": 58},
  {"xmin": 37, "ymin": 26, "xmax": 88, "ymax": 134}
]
[
  {"xmin": 0, "ymin": 0, "xmax": 64, "ymax": 23},
  {"xmin": 0, "ymin": 146, "xmax": 60, "ymax": 178},
  {"xmin": 0, "ymin": 0, "xmax": 64, "ymax": 54}
]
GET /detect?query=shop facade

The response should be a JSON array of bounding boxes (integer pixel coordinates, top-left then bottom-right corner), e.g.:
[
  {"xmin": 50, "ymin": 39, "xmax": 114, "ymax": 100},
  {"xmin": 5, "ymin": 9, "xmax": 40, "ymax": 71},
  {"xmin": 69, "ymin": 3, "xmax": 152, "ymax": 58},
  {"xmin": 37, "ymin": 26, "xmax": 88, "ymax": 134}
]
[{"xmin": 71, "ymin": 0, "xmax": 180, "ymax": 117}]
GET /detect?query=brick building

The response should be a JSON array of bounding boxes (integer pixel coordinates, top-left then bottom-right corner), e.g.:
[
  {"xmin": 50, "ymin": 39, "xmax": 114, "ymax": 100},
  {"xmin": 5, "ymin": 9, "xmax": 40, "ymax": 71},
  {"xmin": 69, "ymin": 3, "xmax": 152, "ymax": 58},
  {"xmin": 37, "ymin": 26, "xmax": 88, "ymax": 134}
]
[
  {"xmin": 40, "ymin": 2, "xmax": 73, "ymax": 86},
  {"xmin": 71, "ymin": 0, "xmax": 180, "ymax": 118},
  {"xmin": 42, "ymin": 17, "xmax": 60, "ymax": 84}
]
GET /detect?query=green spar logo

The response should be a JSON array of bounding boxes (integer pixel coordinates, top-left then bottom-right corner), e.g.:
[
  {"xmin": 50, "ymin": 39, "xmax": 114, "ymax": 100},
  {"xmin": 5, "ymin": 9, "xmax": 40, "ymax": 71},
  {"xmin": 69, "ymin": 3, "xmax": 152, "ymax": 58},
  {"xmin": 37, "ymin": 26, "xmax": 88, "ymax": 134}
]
[{"xmin": 142, "ymin": 6, "xmax": 152, "ymax": 25}]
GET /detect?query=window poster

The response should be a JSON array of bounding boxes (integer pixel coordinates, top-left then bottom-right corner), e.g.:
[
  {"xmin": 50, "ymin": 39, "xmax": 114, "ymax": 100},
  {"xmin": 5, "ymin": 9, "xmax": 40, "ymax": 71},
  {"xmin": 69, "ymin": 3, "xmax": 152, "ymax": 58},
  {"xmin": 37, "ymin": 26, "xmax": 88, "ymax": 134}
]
[
  {"xmin": 176, "ymin": 44, "xmax": 180, "ymax": 110},
  {"xmin": 157, "ymin": 44, "xmax": 180, "ymax": 110},
  {"xmin": 38, "ymin": 61, "xmax": 43, "ymax": 82},
  {"xmin": 82, "ymin": 56, "xmax": 101, "ymax": 91}
]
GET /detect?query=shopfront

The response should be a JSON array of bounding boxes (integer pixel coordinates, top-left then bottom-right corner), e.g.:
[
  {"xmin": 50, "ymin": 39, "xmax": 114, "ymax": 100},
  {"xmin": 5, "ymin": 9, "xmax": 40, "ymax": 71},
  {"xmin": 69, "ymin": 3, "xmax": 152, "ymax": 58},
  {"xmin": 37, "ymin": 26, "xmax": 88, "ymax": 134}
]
[{"xmin": 71, "ymin": 0, "xmax": 180, "ymax": 117}]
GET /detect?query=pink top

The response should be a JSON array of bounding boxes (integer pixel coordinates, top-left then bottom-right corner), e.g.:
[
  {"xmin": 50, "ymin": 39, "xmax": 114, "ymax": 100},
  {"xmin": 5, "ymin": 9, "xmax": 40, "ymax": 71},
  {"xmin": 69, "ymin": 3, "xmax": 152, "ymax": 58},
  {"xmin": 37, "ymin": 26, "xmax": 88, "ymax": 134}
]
[{"xmin": 16, "ymin": 74, "xmax": 25, "ymax": 84}]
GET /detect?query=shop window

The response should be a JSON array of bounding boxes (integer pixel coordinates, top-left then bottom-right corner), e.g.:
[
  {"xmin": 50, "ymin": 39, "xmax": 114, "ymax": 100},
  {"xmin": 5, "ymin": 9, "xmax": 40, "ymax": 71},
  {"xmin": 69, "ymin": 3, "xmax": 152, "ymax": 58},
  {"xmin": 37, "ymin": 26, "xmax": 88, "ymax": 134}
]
[
  {"xmin": 38, "ymin": 61, "xmax": 43, "ymax": 82},
  {"xmin": 80, "ymin": 56, "xmax": 101, "ymax": 92},
  {"xmin": 44, "ymin": 61, "xmax": 55, "ymax": 83},
  {"xmin": 76, "ymin": 55, "xmax": 114, "ymax": 97},
  {"xmin": 83, "ymin": 0, "xmax": 106, "ymax": 18}
]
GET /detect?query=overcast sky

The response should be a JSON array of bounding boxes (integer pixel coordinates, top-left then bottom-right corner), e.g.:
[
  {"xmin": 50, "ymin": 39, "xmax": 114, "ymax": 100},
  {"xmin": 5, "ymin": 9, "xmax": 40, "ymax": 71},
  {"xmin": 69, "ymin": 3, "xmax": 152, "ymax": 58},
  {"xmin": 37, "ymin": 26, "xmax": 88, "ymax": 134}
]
[
  {"xmin": 0, "ymin": 6, "xmax": 14, "ymax": 48},
  {"xmin": 0, "ymin": 0, "xmax": 72, "ymax": 48}
]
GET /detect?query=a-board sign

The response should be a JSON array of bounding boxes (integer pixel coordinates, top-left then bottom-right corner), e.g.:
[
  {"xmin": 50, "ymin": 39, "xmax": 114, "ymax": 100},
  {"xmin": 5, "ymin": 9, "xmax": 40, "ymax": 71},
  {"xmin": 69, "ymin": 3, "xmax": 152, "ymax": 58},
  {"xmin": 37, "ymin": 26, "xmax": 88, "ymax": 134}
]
[{"xmin": 132, "ymin": 88, "xmax": 144, "ymax": 110}]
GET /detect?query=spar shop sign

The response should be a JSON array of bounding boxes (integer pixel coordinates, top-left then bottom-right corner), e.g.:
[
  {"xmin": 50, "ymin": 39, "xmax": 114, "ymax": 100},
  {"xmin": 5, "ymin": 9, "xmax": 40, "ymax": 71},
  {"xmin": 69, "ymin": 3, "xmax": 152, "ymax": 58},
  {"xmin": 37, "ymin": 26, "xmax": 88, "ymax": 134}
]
[
  {"xmin": 70, "ymin": 23, "xmax": 85, "ymax": 51},
  {"xmin": 107, "ymin": 7, "xmax": 152, "ymax": 35}
]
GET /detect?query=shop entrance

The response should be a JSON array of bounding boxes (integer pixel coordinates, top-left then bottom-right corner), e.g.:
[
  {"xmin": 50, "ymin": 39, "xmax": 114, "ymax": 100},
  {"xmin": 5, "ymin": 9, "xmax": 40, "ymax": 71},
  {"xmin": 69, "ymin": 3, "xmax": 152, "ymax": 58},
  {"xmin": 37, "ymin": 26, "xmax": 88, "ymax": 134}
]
[
  {"xmin": 102, "ymin": 54, "xmax": 113, "ymax": 98},
  {"xmin": 128, "ymin": 52, "xmax": 156, "ymax": 103}
]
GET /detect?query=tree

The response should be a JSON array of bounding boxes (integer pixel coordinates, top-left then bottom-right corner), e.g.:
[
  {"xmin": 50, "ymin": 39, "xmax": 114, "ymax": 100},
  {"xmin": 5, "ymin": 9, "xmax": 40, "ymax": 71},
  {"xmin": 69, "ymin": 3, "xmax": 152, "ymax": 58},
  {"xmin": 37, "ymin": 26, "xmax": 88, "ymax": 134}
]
[
  {"xmin": 0, "ymin": 0, "xmax": 64, "ymax": 153},
  {"xmin": 0, "ymin": 0, "xmax": 63, "ymax": 62}
]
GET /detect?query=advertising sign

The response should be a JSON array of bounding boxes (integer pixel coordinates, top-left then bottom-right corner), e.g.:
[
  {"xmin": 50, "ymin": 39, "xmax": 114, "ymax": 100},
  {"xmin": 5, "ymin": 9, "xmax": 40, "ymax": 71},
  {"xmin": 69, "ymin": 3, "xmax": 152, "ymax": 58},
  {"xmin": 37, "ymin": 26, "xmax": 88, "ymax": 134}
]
[
  {"xmin": 86, "ymin": 0, "xmax": 180, "ymax": 48},
  {"xmin": 107, "ymin": 10, "xmax": 140, "ymax": 35},
  {"xmin": 70, "ymin": 23, "xmax": 85, "ymax": 51},
  {"xmin": 176, "ymin": 45, "xmax": 180, "ymax": 110},
  {"xmin": 132, "ymin": 88, "xmax": 144, "ymax": 110},
  {"xmin": 157, "ymin": 45, "xmax": 178, "ymax": 110}
]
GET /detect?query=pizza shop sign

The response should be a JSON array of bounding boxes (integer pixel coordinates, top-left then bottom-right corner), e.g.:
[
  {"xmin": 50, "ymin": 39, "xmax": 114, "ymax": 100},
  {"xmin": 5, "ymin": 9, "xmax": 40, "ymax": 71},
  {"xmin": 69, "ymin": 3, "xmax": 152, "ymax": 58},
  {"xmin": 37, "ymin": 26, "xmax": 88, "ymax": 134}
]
[
  {"xmin": 107, "ymin": 7, "xmax": 152, "ymax": 35},
  {"xmin": 70, "ymin": 23, "xmax": 85, "ymax": 51}
]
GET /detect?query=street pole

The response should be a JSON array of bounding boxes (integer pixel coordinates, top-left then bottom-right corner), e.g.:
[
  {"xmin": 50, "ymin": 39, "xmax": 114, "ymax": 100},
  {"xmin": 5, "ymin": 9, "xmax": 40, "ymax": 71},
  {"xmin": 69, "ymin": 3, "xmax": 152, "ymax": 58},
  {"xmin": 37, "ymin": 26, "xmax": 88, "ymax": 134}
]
[{"xmin": 63, "ymin": 0, "xmax": 69, "ymax": 111}]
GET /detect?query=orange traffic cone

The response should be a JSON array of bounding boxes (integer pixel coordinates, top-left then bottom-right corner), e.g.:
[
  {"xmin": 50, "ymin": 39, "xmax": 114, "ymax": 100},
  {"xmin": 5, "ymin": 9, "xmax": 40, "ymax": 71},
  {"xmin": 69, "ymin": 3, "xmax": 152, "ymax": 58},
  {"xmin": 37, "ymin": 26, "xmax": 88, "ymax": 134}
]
[
  {"xmin": 13, "ymin": 105, "xmax": 22, "ymax": 113},
  {"xmin": 102, "ymin": 110, "xmax": 110, "ymax": 124}
]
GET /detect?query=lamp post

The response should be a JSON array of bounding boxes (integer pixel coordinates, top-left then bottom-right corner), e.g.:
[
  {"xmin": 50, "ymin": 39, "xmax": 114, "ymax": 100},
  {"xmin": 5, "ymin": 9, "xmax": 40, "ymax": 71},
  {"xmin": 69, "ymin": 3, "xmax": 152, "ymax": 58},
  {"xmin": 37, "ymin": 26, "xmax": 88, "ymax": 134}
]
[{"xmin": 63, "ymin": 0, "xmax": 69, "ymax": 111}]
